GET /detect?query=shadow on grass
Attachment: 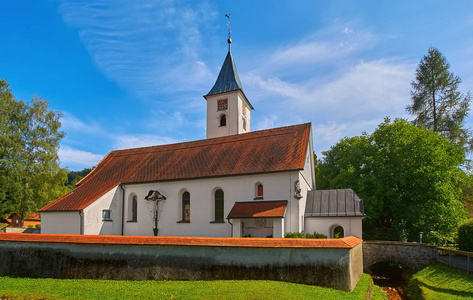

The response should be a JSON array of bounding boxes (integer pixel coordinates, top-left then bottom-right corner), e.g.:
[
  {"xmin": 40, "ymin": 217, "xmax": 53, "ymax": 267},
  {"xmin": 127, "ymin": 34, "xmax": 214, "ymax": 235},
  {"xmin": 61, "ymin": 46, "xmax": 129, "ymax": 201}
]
[{"xmin": 416, "ymin": 281, "xmax": 473, "ymax": 298}]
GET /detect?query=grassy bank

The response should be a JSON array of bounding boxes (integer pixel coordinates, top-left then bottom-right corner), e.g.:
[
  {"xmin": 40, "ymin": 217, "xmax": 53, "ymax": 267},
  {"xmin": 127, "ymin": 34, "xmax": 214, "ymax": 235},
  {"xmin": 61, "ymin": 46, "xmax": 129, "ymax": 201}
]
[
  {"xmin": 409, "ymin": 263, "xmax": 473, "ymax": 299},
  {"xmin": 0, "ymin": 274, "xmax": 385, "ymax": 300}
]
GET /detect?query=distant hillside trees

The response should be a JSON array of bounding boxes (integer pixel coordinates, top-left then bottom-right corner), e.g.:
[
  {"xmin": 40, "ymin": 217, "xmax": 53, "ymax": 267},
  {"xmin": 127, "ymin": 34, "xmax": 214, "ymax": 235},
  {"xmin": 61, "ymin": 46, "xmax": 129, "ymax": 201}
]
[
  {"xmin": 67, "ymin": 168, "xmax": 93, "ymax": 188},
  {"xmin": 317, "ymin": 119, "xmax": 467, "ymax": 244},
  {"xmin": 406, "ymin": 47, "xmax": 472, "ymax": 151},
  {"xmin": 0, "ymin": 79, "xmax": 69, "ymax": 225}
]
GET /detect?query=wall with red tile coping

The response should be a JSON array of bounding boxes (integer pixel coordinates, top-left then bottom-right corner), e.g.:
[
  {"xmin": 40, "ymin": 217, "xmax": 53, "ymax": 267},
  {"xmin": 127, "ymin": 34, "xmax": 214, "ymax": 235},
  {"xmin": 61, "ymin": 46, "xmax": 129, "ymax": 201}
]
[
  {"xmin": 0, "ymin": 233, "xmax": 363, "ymax": 291},
  {"xmin": 0, "ymin": 233, "xmax": 361, "ymax": 248}
]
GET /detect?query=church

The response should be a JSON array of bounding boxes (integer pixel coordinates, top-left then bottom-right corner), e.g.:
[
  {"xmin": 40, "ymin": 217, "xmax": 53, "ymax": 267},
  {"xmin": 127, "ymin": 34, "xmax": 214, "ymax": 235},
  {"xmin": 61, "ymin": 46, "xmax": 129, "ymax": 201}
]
[{"xmin": 40, "ymin": 38, "xmax": 365, "ymax": 239}]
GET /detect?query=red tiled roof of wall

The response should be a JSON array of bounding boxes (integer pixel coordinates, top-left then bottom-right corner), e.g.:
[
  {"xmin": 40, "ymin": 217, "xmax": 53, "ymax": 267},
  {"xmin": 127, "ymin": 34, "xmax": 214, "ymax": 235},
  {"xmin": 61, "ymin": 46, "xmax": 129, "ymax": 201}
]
[
  {"xmin": 40, "ymin": 123, "xmax": 311, "ymax": 212},
  {"xmin": 0, "ymin": 233, "xmax": 362, "ymax": 248},
  {"xmin": 227, "ymin": 201, "xmax": 288, "ymax": 218}
]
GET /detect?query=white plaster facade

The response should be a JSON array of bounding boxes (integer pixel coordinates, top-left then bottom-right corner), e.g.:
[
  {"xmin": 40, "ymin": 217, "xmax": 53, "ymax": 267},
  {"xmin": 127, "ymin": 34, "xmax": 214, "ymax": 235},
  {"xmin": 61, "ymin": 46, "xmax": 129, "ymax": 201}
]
[
  {"xmin": 305, "ymin": 217, "xmax": 364, "ymax": 239},
  {"xmin": 41, "ymin": 211, "xmax": 81, "ymax": 235}
]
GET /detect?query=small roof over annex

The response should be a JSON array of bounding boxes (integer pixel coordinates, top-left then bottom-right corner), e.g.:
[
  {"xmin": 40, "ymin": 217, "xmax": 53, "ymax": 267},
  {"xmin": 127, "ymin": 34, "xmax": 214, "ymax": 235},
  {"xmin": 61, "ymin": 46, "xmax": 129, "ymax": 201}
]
[
  {"xmin": 305, "ymin": 189, "xmax": 365, "ymax": 217},
  {"xmin": 41, "ymin": 123, "xmax": 311, "ymax": 212},
  {"xmin": 227, "ymin": 200, "xmax": 288, "ymax": 219}
]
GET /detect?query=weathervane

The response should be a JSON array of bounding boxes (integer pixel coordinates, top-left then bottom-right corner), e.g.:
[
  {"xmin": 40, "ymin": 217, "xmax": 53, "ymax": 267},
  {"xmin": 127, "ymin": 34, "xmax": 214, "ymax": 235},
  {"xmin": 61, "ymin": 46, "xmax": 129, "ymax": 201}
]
[{"xmin": 225, "ymin": 13, "xmax": 231, "ymax": 51}]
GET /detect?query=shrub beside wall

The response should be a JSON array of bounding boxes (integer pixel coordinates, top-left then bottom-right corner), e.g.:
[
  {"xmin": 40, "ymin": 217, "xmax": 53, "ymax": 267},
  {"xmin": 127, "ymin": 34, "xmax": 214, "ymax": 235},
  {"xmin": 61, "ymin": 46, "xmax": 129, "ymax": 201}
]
[
  {"xmin": 284, "ymin": 232, "xmax": 327, "ymax": 239},
  {"xmin": 457, "ymin": 218, "xmax": 473, "ymax": 252}
]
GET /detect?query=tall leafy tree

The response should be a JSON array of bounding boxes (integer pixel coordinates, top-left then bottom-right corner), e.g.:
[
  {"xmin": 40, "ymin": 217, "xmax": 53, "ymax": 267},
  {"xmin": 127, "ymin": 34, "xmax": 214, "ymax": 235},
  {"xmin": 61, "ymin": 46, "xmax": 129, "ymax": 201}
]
[
  {"xmin": 318, "ymin": 118, "xmax": 467, "ymax": 244},
  {"xmin": 406, "ymin": 47, "xmax": 472, "ymax": 150},
  {"xmin": 0, "ymin": 79, "xmax": 69, "ymax": 224}
]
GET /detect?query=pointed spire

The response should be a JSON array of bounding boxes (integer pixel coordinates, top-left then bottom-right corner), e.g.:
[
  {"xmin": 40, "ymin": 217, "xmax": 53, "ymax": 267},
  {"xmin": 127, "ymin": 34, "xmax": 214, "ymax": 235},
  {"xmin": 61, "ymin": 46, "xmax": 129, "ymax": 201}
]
[{"xmin": 206, "ymin": 41, "xmax": 243, "ymax": 96}]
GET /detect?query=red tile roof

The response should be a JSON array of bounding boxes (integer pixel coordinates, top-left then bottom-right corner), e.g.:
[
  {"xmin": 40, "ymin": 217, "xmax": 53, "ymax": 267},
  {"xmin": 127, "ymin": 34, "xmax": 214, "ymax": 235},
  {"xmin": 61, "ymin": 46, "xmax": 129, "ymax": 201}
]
[
  {"xmin": 0, "ymin": 233, "xmax": 362, "ymax": 249},
  {"xmin": 227, "ymin": 201, "xmax": 288, "ymax": 219},
  {"xmin": 41, "ymin": 123, "xmax": 311, "ymax": 212},
  {"xmin": 7, "ymin": 213, "xmax": 40, "ymax": 221}
]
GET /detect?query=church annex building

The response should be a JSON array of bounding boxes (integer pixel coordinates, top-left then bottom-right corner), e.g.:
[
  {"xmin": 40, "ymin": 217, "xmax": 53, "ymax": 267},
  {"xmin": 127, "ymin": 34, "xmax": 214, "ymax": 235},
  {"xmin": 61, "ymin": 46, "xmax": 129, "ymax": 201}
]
[{"xmin": 40, "ymin": 40, "xmax": 365, "ymax": 239}]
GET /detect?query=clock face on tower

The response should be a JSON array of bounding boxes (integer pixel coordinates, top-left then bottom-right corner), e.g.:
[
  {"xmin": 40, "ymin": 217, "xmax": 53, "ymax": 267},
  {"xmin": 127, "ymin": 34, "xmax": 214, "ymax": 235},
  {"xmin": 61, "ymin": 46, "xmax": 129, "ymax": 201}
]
[{"xmin": 217, "ymin": 99, "xmax": 228, "ymax": 111}]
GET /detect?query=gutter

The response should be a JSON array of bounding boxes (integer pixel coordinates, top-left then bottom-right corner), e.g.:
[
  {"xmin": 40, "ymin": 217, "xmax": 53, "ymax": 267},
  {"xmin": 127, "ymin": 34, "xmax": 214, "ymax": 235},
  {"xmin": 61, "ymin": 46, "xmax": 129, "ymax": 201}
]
[
  {"xmin": 227, "ymin": 219, "xmax": 233, "ymax": 237},
  {"xmin": 120, "ymin": 184, "xmax": 125, "ymax": 236},
  {"xmin": 79, "ymin": 211, "xmax": 84, "ymax": 235}
]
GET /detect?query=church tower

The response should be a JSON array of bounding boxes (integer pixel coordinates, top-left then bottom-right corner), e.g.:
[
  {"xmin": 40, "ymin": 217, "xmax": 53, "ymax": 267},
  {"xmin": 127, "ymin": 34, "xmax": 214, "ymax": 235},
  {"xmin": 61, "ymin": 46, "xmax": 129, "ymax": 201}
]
[{"xmin": 204, "ymin": 38, "xmax": 254, "ymax": 139}]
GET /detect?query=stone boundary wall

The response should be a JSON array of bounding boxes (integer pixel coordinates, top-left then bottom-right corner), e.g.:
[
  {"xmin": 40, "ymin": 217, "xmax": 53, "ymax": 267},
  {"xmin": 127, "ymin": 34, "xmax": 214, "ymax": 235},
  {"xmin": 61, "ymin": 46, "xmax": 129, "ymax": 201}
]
[
  {"xmin": 363, "ymin": 240, "xmax": 437, "ymax": 270},
  {"xmin": 0, "ymin": 233, "xmax": 363, "ymax": 291}
]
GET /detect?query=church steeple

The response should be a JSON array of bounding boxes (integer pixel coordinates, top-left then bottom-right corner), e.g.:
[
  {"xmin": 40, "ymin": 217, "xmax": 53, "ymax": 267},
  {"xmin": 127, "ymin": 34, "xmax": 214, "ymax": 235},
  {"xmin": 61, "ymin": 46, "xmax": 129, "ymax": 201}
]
[
  {"xmin": 204, "ymin": 34, "xmax": 254, "ymax": 139},
  {"xmin": 206, "ymin": 50, "xmax": 243, "ymax": 96}
]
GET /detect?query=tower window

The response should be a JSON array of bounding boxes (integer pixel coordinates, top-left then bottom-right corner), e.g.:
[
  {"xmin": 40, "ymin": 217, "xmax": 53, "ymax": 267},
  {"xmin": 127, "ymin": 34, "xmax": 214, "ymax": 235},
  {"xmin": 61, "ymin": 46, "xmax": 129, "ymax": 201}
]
[{"xmin": 220, "ymin": 114, "xmax": 226, "ymax": 127}]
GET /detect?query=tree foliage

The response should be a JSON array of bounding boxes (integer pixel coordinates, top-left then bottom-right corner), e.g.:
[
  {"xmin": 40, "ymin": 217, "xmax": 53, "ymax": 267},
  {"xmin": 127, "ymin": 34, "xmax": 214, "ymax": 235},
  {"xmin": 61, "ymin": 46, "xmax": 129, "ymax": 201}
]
[
  {"xmin": 317, "ymin": 118, "xmax": 467, "ymax": 244},
  {"xmin": 457, "ymin": 218, "xmax": 473, "ymax": 251},
  {"xmin": 0, "ymin": 79, "xmax": 69, "ymax": 223},
  {"xmin": 406, "ymin": 47, "xmax": 472, "ymax": 150},
  {"xmin": 67, "ymin": 168, "xmax": 93, "ymax": 188}
]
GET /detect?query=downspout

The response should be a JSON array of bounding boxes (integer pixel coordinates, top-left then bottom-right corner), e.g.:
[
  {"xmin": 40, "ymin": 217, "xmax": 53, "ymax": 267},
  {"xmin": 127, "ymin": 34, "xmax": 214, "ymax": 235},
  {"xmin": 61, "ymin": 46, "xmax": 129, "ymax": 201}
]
[
  {"xmin": 120, "ymin": 184, "xmax": 125, "ymax": 236},
  {"xmin": 227, "ymin": 219, "xmax": 233, "ymax": 237},
  {"xmin": 79, "ymin": 211, "xmax": 84, "ymax": 235}
]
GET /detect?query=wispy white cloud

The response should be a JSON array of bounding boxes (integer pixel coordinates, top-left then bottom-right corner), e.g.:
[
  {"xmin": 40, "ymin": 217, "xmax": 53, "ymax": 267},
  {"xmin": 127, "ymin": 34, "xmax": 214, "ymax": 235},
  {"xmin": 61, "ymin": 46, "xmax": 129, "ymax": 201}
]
[
  {"xmin": 113, "ymin": 134, "xmax": 179, "ymax": 150},
  {"xmin": 250, "ymin": 22, "xmax": 380, "ymax": 79},
  {"xmin": 58, "ymin": 0, "xmax": 218, "ymax": 95},
  {"xmin": 59, "ymin": 146, "xmax": 104, "ymax": 168},
  {"xmin": 254, "ymin": 115, "xmax": 279, "ymax": 131},
  {"xmin": 61, "ymin": 112, "xmax": 104, "ymax": 134},
  {"xmin": 309, "ymin": 59, "xmax": 414, "ymax": 115}
]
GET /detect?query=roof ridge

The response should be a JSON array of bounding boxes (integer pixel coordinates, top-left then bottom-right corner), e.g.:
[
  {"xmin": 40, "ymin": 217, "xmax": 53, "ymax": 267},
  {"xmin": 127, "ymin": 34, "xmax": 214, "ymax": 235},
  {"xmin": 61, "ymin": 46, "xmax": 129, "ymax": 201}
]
[{"xmin": 111, "ymin": 123, "xmax": 311, "ymax": 156}]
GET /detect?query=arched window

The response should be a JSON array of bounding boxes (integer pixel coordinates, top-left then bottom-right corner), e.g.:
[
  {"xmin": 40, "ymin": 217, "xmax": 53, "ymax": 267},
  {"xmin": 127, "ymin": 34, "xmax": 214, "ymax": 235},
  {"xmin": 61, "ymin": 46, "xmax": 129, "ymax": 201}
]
[
  {"xmin": 220, "ymin": 114, "xmax": 226, "ymax": 127},
  {"xmin": 131, "ymin": 195, "xmax": 137, "ymax": 221},
  {"xmin": 333, "ymin": 225, "xmax": 344, "ymax": 238},
  {"xmin": 257, "ymin": 184, "xmax": 263, "ymax": 197},
  {"xmin": 254, "ymin": 183, "xmax": 263, "ymax": 199},
  {"xmin": 215, "ymin": 189, "xmax": 224, "ymax": 221},
  {"xmin": 128, "ymin": 194, "xmax": 138, "ymax": 222},
  {"xmin": 182, "ymin": 192, "xmax": 190, "ymax": 221}
]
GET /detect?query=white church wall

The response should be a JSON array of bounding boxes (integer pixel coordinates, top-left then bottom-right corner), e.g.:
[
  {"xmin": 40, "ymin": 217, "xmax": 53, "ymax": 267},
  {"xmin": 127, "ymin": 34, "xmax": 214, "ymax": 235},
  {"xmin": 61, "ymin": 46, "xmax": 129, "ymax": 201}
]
[
  {"xmin": 300, "ymin": 132, "xmax": 315, "ymax": 190},
  {"xmin": 284, "ymin": 171, "xmax": 302, "ymax": 234},
  {"xmin": 41, "ymin": 211, "xmax": 81, "ymax": 234},
  {"xmin": 236, "ymin": 94, "xmax": 251, "ymax": 134},
  {"xmin": 304, "ymin": 217, "xmax": 363, "ymax": 239},
  {"xmin": 273, "ymin": 218, "xmax": 284, "ymax": 238},
  {"xmin": 122, "ymin": 172, "xmax": 297, "ymax": 237},
  {"xmin": 83, "ymin": 186, "xmax": 123, "ymax": 235}
]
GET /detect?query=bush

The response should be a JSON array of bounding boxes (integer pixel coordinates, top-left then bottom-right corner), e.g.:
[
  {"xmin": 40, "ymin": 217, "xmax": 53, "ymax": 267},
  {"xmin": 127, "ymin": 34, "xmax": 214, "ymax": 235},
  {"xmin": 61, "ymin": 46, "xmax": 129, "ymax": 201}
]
[
  {"xmin": 27, "ymin": 224, "xmax": 34, "ymax": 229},
  {"xmin": 284, "ymin": 232, "xmax": 327, "ymax": 239},
  {"xmin": 457, "ymin": 218, "xmax": 473, "ymax": 251},
  {"xmin": 35, "ymin": 224, "xmax": 41, "ymax": 229}
]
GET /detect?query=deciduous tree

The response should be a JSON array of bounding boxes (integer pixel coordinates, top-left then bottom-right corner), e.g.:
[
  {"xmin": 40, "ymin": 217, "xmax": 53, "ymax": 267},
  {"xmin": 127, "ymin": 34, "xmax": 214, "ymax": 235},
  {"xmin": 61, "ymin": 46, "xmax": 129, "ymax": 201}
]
[
  {"xmin": 317, "ymin": 118, "xmax": 467, "ymax": 244},
  {"xmin": 0, "ymin": 79, "xmax": 69, "ymax": 224}
]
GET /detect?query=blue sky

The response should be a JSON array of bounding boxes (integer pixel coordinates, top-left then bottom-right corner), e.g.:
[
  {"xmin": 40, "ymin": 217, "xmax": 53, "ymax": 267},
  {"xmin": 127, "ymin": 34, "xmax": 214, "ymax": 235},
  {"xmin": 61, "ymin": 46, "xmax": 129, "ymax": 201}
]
[{"xmin": 2, "ymin": 1, "xmax": 473, "ymax": 171}]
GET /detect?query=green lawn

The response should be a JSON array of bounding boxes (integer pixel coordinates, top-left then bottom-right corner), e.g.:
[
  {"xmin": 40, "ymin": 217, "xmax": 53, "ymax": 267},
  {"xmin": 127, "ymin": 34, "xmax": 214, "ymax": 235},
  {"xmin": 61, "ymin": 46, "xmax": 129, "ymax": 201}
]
[
  {"xmin": 0, "ymin": 274, "xmax": 385, "ymax": 300},
  {"xmin": 409, "ymin": 263, "xmax": 473, "ymax": 300}
]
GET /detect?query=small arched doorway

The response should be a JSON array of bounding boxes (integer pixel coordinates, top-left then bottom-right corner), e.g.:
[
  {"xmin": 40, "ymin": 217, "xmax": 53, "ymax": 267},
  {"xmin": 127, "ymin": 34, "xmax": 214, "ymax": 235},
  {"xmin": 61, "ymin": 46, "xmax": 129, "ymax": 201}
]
[{"xmin": 331, "ymin": 225, "xmax": 344, "ymax": 238}]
